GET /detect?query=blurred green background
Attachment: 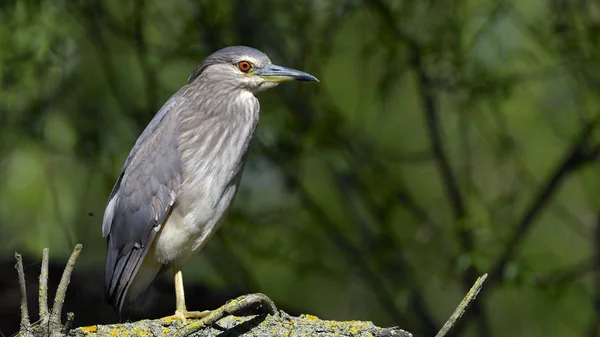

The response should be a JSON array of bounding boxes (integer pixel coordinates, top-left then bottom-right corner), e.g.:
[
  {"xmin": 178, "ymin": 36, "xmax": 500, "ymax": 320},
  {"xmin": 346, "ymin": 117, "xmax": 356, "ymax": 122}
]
[{"xmin": 1, "ymin": 0, "xmax": 600, "ymax": 336}]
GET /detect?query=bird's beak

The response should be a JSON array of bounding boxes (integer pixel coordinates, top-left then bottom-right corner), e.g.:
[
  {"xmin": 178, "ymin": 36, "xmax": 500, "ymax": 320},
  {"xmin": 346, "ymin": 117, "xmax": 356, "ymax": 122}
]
[{"xmin": 255, "ymin": 64, "xmax": 319, "ymax": 82}]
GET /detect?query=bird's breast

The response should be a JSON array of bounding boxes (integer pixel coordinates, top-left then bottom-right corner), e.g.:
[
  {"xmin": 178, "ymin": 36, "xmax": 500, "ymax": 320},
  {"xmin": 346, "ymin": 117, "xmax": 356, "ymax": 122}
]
[{"xmin": 167, "ymin": 92, "xmax": 259, "ymax": 259}]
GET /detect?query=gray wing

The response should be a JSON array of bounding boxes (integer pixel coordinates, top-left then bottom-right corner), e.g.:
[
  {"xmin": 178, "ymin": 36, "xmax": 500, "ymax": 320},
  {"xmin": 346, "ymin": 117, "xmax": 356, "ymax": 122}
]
[{"xmin": 102, "ymin": 96, "xmax": 183, "ymax": 312}]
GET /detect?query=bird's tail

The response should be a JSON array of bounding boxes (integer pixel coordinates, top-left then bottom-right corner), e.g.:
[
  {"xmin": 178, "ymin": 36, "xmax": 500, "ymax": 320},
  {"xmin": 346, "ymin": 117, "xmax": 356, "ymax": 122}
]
[
  {"xmin": 105, "ymin": 240, "xmax": 164, "ymax": 313},
  {"xmin": 124, "ymin": 252, "xmax": 165, "ymax": 310}
]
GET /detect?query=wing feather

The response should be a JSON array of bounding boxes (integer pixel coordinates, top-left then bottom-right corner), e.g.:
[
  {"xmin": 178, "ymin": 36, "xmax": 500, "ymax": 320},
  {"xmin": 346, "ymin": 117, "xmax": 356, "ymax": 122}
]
[{"xmin": 102, "ymin": 97, "xmax": 183, "ymax": 312}]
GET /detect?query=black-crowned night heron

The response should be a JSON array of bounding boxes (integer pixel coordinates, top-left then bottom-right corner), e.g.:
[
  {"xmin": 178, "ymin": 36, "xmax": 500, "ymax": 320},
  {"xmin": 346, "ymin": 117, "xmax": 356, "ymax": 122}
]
[{"xmin": 102, "ymin": 46, "xmax": 318, "ymax": 322}]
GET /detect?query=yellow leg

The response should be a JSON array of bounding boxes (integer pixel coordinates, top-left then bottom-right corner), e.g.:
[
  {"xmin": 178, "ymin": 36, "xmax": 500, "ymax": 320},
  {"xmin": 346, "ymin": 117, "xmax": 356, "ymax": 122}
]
[
  {"xmin": 174, "ymin": 265, "xmax": 186, "ymax": 313},
  {"xmin": 160, "ymin": 264, "xmax": 210, "ymax": 325}
]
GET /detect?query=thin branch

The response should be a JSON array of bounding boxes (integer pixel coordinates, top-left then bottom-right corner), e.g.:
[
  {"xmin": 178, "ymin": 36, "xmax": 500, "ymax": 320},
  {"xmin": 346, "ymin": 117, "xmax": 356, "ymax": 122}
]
[
  {"xmin": 342, "ymin": 139, "xmax": 455, "ymax": 260},
  {"xmin": 50, "ymin": 244, "xmax": 83, "ymax": 333},
  {"xmin": 15, "ymin": 253, "xmax": 32, "ymax": 336},
  {"xmin": 535, "ymin": 258, "xmax": 595, "ymax": 288},
  {"xmin": 364, "ymin": 0, "xmax": 469, "ymax": 236},
  {"xmin": 39, "ymin": 248, "xmax": 50, "ymax": 327},
  {"xmin": 435, "ymin": 274, "xmax": 488, "ymax": 337},
  {"xmin": 488, "ymin": 116, "xmax": 600, "ymax": 283},
  {"xmin": 364, "ymin": 1, "xmax": 490, "ymax": 336},
  {"xmin": 418, "ymin": 48, "xmax": 467, "ymax": 222},
  {"xmin": 367, "ymin": 0, "xmax": 473, "ymax": 256}
]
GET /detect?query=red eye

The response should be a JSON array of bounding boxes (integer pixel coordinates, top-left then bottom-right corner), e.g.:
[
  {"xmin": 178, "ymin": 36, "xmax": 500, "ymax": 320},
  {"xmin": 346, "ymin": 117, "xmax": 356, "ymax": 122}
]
[{"xmin": 238, "ymin": 61, "xmax": 252, "ymax": 72}]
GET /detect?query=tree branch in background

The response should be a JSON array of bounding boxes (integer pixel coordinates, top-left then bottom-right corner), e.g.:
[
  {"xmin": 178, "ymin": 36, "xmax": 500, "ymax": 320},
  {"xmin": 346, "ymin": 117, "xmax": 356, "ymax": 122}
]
[
  {"xmin": 488, "ymin": 116, "xmax": 600, "ymax": 284},
  {"xmin": 444, "ymin": 118, "xmax": 600, "ymax": 337},
  {"xmin": 257, "ymin": 138, "xmax": 439, "ymax": 335},
  {"xmin": 535, "ymin": 258, "xmax": 595, "ymax": 289},
  {"xmin": 76, "ymin": 2, "xmax": 146, "ymax": 127},
  {"xmin": 365, "ymin": 1, "xmax": 490, "ymax": 336},
  {"xmin": 330, "ymin": 166, "xmax": 439, "ymax": 336},
  {"xmin": 132, "ymin": 0, "xmax": 159, "ymax": 110}
]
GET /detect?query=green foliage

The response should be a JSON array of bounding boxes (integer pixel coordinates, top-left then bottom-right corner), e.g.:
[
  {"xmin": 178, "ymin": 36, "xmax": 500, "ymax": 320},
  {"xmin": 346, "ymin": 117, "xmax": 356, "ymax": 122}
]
[{"xmin": 1, "ymin": 0, "xmax": 600, "ymax": 336}]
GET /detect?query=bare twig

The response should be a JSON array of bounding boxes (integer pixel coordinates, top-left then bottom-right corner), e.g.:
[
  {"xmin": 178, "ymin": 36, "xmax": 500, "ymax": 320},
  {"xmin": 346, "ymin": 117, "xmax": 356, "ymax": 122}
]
[
  {"xmin": 39, "ymin": 248, "xmax": 50, "ymax": 327},
  {"xmin": 50, "ymin": 244, "xmax": 82, "ymax": 334},
  {"xmin": 15, "ymin": 253, "xmax": 32, "ymax": 336},
  {"xmin": 435, "ymin": 274, "xmax": 488, "ymax": 337}
]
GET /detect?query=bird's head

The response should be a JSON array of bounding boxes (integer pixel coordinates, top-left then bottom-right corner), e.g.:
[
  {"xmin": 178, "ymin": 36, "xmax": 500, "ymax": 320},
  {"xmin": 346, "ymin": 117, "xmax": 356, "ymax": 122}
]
[{"xmin": 188, "ymin": 46, "xmax": 319, "ymax": 94}]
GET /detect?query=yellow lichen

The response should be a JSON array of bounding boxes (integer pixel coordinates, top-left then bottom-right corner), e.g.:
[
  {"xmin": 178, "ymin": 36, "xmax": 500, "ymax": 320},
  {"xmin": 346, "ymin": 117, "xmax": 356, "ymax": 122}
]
[
  {"xmin": 132, "ymin": 326, "xmax": 152, "ymax": 336},
  {"xmin": 304, "ymin": 314, "xmax": 319, "ymax": 321},
  {"xmin": 348, "ymin": 322, "xmax": 371, "ymax": 335},
  {"xmin": 160, "ymin": 317, "xmax": 175, "ymax": 324},
  {"xmin": 79, "ymin": 325, "xmax": 98, "ymax": 334},
  {"xmin": 109, "ymin": 326, "xmax": 126, "ymax": 337}
]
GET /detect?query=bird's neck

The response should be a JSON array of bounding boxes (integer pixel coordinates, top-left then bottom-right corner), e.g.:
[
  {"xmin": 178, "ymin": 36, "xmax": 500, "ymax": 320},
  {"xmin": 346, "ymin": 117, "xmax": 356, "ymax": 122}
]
[
  {"xmin": 176, "ymin": 83, "xmax": 260, "ymax": 185},
  {"xmin": 177, "ymin": 82, "xmax": 259, "ymax": 137}
]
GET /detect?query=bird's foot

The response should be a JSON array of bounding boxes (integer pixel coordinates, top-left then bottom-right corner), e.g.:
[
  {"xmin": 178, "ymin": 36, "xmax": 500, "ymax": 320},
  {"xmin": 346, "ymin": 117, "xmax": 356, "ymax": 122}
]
[{"xmin": 161, "ymin": 309, "xmax": 211, "ymax": 325}]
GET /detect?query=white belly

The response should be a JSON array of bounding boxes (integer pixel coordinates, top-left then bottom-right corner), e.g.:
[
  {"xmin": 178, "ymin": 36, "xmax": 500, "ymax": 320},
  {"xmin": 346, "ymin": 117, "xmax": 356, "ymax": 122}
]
[{"xmin": 152, "ymin": 183, "xmax": 238, "ymax": 265}]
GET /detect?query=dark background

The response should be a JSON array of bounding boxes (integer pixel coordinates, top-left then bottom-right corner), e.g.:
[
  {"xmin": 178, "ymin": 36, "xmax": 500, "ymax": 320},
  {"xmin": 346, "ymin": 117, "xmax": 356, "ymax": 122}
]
[{"xmin": 1, "ymin": 1, "xmax": 600, "ymax": 336}]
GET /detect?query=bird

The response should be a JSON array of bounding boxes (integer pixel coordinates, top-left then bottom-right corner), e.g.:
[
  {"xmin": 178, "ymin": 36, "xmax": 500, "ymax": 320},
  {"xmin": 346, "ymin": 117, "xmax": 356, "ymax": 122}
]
[{"xmin": 101, "ymin": 46, "xmax": 318, "ymax": 322}]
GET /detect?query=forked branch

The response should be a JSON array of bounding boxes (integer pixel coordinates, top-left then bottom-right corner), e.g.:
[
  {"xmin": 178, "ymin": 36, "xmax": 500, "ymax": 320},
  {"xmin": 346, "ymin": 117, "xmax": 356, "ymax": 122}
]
[{"xmin": 14, "ymin": 244, "xmax": 82, "ymax": 337}]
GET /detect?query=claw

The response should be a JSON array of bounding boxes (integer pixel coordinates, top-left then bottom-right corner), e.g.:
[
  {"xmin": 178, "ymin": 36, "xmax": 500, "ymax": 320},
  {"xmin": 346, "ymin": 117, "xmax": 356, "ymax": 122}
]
[{"xmin": 161, "ymin": 310, "xmax": 211, "ymax": 325}]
